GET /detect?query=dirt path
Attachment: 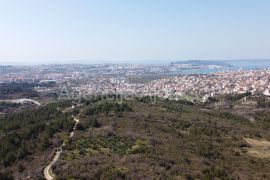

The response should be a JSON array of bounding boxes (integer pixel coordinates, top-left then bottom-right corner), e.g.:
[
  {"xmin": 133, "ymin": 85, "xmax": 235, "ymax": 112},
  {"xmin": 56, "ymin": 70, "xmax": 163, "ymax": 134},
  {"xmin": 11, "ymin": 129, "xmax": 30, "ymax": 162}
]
[
  {"xmin": 43, "ymin": 145, "xmax": 63, "ymax": 180},
  {"xmin": 44, "ymin": 115, "xmax": 80, "ymax": 180},
  {"xmin": 0, "ymin": 98, "xmax": 41, "ymax": 106}
]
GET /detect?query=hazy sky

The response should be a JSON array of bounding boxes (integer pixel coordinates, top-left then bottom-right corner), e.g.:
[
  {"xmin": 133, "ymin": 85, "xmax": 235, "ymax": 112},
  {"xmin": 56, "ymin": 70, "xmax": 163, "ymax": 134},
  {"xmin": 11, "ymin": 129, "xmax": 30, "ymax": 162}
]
[{"xmin": 0, "ymin": 0, "xmax": 270, "ymax": 64}]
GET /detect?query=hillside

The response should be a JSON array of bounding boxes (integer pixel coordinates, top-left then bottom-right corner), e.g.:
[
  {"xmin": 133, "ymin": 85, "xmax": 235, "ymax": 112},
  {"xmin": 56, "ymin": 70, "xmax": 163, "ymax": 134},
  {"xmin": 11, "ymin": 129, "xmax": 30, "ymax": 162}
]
[{"xmin": 1, "ymin": 95, "xmax": 270, "ymax": 179}]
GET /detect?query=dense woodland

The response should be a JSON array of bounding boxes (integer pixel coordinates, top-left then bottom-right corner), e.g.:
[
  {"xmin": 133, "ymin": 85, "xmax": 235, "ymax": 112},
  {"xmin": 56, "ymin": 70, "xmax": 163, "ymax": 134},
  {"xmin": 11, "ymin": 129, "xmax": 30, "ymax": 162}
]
[
  {"xmin": 0, "ymin": 82, "xmax": 57, "ymax": 99},
  {"xmin": 0, "ymin": 101, "xmax": 75, "ymax": 179},
  {"xmin": 0, "ymin": 82, "xmax": 38, "ymax": 99}
]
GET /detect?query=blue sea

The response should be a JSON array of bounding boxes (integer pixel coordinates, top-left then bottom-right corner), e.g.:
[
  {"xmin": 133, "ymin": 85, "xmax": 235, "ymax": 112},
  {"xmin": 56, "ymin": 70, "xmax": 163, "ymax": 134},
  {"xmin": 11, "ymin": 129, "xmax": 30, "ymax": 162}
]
[
  {"xmin": 171, "ymin": 60, "xmax": 270, "ymax": 75},
  {"xmin": 227, "ymin": 60, "xmax": 270, "ymax": 70}
]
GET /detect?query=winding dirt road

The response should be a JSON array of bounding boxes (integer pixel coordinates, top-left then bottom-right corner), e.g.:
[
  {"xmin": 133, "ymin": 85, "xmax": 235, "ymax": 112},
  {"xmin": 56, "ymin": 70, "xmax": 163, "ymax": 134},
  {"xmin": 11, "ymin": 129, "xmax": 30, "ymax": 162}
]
[{"xmin": 44, "ymin": 116, "xmax": 80, "ymax": 180}]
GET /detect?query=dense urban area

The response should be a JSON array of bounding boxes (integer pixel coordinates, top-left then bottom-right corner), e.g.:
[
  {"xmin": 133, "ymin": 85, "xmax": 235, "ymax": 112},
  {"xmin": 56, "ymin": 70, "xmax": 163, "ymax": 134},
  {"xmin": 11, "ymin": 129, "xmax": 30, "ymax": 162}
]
[{"xmin": 1, "ymin": 61, "xmax": 270, "ymax": 102}]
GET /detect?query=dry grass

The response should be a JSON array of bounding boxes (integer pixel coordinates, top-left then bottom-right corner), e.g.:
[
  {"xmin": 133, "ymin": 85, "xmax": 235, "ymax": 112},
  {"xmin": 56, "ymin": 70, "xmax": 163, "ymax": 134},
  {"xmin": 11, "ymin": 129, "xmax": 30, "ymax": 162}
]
[{"xmin": 243, "ymin": 138, "xmax": 270, "ymax": 158}]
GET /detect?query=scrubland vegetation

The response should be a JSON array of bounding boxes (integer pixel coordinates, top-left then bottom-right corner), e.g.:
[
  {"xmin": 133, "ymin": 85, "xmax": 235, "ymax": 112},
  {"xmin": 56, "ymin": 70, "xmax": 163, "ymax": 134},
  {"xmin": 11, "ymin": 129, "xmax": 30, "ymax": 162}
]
[
  {"xmin": 52, "ymin": 95, "xmax": 270, "ymax": 180},
  {"xmin": 1, "ymin": 94, "xmax": 270, "ymax": 179}
]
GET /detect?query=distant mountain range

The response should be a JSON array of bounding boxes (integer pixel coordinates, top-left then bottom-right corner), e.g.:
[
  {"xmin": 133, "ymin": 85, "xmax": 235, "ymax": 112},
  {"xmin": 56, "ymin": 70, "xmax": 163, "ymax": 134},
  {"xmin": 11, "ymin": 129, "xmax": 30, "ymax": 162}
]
[{"xmin": 171, "ymin": 60, "xmax": 232, "ymax": 67}]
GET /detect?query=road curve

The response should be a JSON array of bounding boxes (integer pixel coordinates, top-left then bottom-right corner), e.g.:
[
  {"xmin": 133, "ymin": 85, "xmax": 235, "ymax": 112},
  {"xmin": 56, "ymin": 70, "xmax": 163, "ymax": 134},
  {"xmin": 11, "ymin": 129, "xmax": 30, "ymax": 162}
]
[
  {"xmin": 44, "ymin": 116, "xmax": 80, "ymax": 180},
  {"xmin": 43, "ymin": 145, "xmax": 63, "ymax": 180},
  {"xmin": 0, "ymin": 98, "xmax": 41, "ymax": 106}
]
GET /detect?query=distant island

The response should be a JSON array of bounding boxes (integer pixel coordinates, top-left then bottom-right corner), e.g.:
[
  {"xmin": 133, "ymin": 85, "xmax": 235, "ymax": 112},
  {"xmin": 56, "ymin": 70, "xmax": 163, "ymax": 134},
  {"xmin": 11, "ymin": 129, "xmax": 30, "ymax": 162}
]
[{"xmin": 171, "ymin": 60, "xmax": 232, "ymax": 68}]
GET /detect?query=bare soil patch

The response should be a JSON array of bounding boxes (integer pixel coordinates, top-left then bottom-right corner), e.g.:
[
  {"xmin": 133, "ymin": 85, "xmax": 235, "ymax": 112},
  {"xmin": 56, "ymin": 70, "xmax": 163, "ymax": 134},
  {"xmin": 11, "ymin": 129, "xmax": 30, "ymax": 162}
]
[{"xmin": 243, "ymin": 138, "xmax": 270, "ymax": 158}]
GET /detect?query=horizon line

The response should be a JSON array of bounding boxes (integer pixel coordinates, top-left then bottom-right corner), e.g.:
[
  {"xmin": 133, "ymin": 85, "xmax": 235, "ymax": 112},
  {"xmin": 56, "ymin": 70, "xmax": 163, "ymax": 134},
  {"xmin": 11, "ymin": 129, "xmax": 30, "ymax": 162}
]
[{"xmin": 1, "ymin": 59, "xmax": 270, "ymax": 66}]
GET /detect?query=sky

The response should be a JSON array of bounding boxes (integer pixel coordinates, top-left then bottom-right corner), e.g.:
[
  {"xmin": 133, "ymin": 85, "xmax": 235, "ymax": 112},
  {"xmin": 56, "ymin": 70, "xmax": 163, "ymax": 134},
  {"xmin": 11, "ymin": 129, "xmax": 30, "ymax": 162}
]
[{"xmin": 0, "ymin": 0, "xmax": 270, "ymax": 64}]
